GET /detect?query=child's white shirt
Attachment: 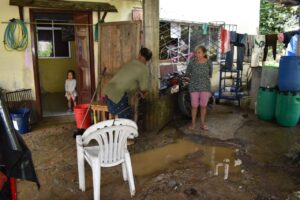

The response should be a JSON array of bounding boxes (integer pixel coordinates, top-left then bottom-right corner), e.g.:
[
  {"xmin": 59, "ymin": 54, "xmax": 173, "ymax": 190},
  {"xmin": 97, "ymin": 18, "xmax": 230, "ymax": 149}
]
[{"xmin": 65, "ymin": 79, "xmax": 77, "ymax": 97}]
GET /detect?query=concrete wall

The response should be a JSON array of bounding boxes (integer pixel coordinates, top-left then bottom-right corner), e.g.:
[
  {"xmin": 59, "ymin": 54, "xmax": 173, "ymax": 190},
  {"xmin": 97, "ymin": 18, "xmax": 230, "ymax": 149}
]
[
  {"xmin": 0, "ymin": 0, "xmax": 142, "ymax": 98},
  {"xmin": 38, "ymin": 42, "xmax": 76, "ymax": 93}
]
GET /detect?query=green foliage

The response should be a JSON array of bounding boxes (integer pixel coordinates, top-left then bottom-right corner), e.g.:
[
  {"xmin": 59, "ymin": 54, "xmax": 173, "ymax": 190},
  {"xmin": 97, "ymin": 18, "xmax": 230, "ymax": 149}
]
[
  {"xmin": 259, "ymin": 0, "xmax": 297, "ymax": 34},
  {"xmin": 38, "ymin": 41, "xmax": 53, "ymax": 57}
]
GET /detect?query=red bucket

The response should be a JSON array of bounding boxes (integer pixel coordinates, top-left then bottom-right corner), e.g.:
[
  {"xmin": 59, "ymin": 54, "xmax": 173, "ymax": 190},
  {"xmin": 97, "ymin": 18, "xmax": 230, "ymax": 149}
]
[{"xmin": 73, "ymin": 104, "xmax": 91, "ymax": 129}]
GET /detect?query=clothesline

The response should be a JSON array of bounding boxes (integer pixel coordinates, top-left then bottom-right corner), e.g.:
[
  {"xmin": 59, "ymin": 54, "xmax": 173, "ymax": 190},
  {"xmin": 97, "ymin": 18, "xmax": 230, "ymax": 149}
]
[{"xmin": 1, "ymin": 21, "xmax": 97, "ymax": 26}]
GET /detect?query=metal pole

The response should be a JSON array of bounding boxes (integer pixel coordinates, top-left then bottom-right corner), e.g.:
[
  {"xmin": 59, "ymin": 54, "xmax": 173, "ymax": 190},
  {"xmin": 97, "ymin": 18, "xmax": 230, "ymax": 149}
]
[
  {"xmin": 188, "ymin": 25, "xmax": 191, "ymax": 63},
  {"xmin": 1, "ymin": 21, "xmax": 94, "ymax": 26}
]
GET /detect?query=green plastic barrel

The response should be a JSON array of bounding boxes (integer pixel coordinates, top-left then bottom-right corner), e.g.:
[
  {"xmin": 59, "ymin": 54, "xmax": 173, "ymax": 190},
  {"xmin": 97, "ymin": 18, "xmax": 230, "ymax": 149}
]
[
  {"xmin": 256, "ymin": 87, "xmax": 277, "ymax": 121},
  {"xmin": 275, "ymin": 92, "xmax": 300, "ymax": 127}
]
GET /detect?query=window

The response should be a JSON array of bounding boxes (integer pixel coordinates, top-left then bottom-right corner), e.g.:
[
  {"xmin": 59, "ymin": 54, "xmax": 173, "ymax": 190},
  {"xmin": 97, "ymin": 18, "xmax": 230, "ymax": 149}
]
[{"xmin": 37, "ymin": 20, "xmax": 71, "ymax": 58}]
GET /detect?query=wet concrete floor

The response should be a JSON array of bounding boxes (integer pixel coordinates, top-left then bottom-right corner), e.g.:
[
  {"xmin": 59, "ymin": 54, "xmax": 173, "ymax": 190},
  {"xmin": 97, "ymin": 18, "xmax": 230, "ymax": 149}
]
[{"xmin": 16, "ymin": 106, "xmax": 300, "ymax": 200}]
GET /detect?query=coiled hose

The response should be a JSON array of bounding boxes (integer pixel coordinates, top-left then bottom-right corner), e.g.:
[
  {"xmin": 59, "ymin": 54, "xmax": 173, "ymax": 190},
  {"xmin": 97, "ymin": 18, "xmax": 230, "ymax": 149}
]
[{"xmin": 3, "ymin": 18, "xmax": 28, "ymax": 51}]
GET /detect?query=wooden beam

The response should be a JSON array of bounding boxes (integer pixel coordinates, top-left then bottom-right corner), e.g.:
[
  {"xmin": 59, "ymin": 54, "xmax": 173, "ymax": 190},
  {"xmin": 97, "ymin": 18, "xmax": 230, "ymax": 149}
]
[
  {"xmin": 101, "ymin": 12, "xmax": 107, "ymax": 23},
  {"xmin": 10, "ymin": 0, "xmax": 118, "ymax": 12},
  {"xmin": 18, "ymin": 6, "xmax": 24, "ymax": 20}
]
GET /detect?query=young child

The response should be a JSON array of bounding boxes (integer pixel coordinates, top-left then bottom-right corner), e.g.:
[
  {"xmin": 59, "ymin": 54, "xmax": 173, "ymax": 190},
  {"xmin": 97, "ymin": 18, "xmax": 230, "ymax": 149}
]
[{"xmin": 65, "ymin": 70, "xmax": 77, "ymax": 112}]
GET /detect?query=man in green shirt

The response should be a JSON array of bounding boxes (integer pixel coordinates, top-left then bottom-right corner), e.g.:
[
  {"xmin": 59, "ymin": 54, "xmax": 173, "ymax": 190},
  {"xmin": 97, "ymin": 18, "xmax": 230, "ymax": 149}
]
[{"xmin": 104, "ymin": 47, "xmax": 152, "ymax": 119}]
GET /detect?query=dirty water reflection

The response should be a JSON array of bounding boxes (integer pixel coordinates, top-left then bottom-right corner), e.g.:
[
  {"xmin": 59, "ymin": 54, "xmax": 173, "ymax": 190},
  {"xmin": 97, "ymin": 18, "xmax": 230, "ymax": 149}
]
[{"xmin": 132, "ymin": 139, "xmax": 240, "ymax": 177}]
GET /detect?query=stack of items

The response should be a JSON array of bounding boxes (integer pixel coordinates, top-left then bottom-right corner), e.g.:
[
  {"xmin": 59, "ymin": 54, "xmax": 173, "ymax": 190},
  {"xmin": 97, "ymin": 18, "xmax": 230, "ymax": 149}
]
[
  {"xmin": 256, "ymin": 56, "xmax": 300, "ymax": 127},
  {"xmin": 276, "ymin": 56, "xmax": 300, "ymax": 127},
  {"xmin": 256, "ymin": 62, "xmax": 279, "ymax": 121}
]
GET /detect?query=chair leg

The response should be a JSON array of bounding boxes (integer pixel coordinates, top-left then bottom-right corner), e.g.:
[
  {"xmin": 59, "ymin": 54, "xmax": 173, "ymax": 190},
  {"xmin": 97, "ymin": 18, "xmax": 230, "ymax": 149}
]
[
  {"xmin": 92, "ymin": 161, "xmax": 101, "ymax": 200},
  {"xmin": 122, "ymin": 163, "xmax": 128, "ymax": 181},
  {"xmin": 124, "ymin": 152, "xmax": 135, "ymax": 197},
  {"xmin": 77, "ymin": 146, "xmax": 86, "ymax": 191}
]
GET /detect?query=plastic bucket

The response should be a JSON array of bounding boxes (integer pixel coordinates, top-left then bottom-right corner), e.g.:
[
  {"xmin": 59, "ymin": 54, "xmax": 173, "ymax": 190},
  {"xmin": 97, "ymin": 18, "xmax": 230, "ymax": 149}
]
[
  {"xmin": 275, "ymin": 92, "xmax": 300, "ymax": 127},
  {"xmin": 73, "ymin": 104, "xmax": 91, "ymax": 129},
  {"xmin": 278, "ymin": 56, "xmax": 300, "ymax": 92},
  {"xmin": 256, "ymin": 87, "xmax": 277, "ymax": 121},
  {"xmin": 10, "ymin": 108, "xmax": 30, "ymax": 134},
  {"xmin": 260, "ymin": 66, "xmax": 278, "ymax": 88}
]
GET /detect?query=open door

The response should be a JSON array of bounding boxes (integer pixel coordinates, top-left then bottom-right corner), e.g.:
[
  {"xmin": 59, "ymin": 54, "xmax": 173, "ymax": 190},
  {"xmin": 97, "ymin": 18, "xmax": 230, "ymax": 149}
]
[
  {"xmin": 99, "ymin": 21, "xmax": 142, "ymax": 96},
  {"xmin": 74, "ymin": 14, "xmax": 95, "ymax": 104}
]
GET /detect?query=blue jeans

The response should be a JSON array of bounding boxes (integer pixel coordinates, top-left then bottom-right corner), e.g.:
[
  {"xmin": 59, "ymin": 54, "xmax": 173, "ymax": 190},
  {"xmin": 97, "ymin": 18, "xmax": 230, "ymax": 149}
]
[
  {"xmin": 225, "ymin": 45, "xmax": 245, "ymax": 70},
  {"xmin": 106, "ymin": 94, "xmax": 132, "ymax": 119}
]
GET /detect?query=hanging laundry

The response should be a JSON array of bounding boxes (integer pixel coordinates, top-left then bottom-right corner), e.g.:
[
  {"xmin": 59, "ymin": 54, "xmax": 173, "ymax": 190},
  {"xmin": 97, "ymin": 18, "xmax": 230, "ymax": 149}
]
[
  {"xmin": 224, "ymin": 32, "xmax": 246, "ymax": 70},
  {"xmin": 286, "ymin": 34, "xmax": 298, "ymax": 56},
  {"xmin": 253, "ymin": 35, "xmax": 265, "ymax": 49},
  {"xmin": 244, "ymin": 35, "xmax": 255, "ymax": 63},
  {"xmin": 251, "ymin": 35, "xmax": 265, "ymax": 67},
  {"xmin": 221, "ymin": 28, "xmax": 230, "ymax": 54},
  {"xmin": 170, "ymin": 23, "xmax": 181, "ymax": 39},
  {"xmin": 230, "ymin": 31, "xmax": 237, "ymax": 43},
  {"xmin": 224, "ymin": 45, "xmax": 245, "ymax": 71},
  {"xmin": 238, "ymin": 33, "xmax": 247, "ymax": 46},
  {"xmin": 202, "ymin": 23, "xmax": 208, "ymax": 35},
  {"xmin": 263, "ymin": 34, "xmax": 277, "ymax": 61},
  {"xmin": 283, "ymin": 31, "xmax": 298, "ymax": 48}
]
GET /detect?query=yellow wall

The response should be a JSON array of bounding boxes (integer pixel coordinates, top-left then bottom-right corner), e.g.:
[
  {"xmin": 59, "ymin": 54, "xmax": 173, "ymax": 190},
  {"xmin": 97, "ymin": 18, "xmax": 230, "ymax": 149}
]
[
  {"xmin": 38, "ymin": 42, "xmax": 76, "ymax": 93},
  {"xmin": 0, "ymin": 5, "xmax": 34, "ymax": 94},
  {"xmin": 0, "ymin": 0, "xmax": 142, "ymax": 99}
]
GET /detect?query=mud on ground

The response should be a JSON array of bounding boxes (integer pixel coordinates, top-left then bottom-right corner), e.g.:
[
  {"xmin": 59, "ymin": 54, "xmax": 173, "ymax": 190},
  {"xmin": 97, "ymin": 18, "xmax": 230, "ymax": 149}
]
[{"xmin": 17, "ymin": 105, "xmax": 300, "ymax": 200}]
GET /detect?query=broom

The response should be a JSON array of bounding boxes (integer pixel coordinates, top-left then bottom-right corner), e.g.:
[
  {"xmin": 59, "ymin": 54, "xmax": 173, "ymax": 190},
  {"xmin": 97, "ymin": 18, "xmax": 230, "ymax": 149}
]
[{"xmin": 73, "ymin": 67, "xmax": 107, "ymax": 138}]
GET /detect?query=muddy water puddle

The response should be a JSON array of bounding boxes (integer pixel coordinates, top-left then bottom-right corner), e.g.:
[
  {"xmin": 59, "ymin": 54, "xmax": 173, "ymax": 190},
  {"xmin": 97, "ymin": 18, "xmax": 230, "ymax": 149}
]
[{"xmin": 132, "ymin": 139, "xmax": 241, "ymax": 177}]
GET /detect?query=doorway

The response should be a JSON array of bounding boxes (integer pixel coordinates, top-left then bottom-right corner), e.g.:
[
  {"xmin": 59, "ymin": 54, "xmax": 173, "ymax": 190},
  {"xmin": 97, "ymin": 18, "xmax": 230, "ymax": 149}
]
[{"xmin": 30, "ymin": 9, "xmax": 95, "ymax": 117}]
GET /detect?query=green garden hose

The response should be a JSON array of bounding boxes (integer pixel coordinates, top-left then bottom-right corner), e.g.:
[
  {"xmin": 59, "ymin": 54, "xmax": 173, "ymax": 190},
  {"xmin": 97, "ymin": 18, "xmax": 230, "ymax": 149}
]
[{"xmin": 3, "ymin": 18, "xmax": 28, "ymax": 51}]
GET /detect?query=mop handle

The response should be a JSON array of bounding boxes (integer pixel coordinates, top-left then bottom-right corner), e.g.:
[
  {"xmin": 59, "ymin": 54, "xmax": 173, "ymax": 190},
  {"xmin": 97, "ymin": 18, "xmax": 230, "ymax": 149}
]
[{"xmin": 79, "ymin": 67, "xmax": 107, "ymax": 129}]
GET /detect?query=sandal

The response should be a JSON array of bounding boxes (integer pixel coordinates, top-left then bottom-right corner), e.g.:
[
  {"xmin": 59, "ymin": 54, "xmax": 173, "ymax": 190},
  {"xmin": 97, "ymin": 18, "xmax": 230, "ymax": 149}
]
[{"xmin": 200, "ymin": 125, "xmax": 209, "ymax": 131}]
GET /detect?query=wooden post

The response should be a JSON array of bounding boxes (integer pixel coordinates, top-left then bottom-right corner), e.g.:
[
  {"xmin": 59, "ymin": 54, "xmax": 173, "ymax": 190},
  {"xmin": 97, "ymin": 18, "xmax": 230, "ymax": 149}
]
[
  {"xmin": 143, "ymin": 0, "xmax": 160, "ymax": 98},
  {"xmin": 143, "ymin": 0, "xmax": 161, "ymax": 130},
  {"xmin": 142, "ymin": 0, "xmax": 176, "ymax": 131}
]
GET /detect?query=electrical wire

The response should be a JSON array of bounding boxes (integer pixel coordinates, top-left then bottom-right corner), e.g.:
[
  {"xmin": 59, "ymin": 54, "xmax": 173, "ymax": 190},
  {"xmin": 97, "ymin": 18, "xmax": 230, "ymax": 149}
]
[{"xmin": 3, "ymin": 18, "xmax": 28, "ymax": 51}]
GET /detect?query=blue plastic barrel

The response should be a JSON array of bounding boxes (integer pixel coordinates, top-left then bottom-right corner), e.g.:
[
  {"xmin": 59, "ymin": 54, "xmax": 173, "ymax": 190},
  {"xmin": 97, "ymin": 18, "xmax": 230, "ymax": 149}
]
[
  {"xmin": 278, "ymin": 56, "xmax": 300, "ymax": 92},
  {"xmin": 10, "ymin": 108, "xmax": 30, "ymax": 134}
]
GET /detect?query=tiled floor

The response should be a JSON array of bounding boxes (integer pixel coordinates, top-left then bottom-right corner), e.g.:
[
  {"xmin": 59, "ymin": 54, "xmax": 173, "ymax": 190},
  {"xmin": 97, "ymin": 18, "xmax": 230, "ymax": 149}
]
[{"xmin": 41, "ymin": 92, "xmax": 73, "ymax": 117}]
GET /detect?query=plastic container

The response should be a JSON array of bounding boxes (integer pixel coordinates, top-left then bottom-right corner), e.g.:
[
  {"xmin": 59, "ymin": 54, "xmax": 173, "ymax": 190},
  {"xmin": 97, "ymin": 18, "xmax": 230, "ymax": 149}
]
[
  {"xmin": 278, "ymin": 56, "xmax": 300, "ymax": 91},
  {"xmin": 256, "ymin": 87, "xmax": 277, "ymax": 121},
  {"xmin": 260, "ymin": 66, "xmax": 278, "ymax": 88},
  {"xmin": 74, "ymin": 104, "xmax": 91, "ymax": 129},
  {"xmin": 275, "ymin": 92, "xmax": 300, "ymax": 127},
  {"xmin": 10, "ymin": 108, "xmax": 30, "ymax": 134}
]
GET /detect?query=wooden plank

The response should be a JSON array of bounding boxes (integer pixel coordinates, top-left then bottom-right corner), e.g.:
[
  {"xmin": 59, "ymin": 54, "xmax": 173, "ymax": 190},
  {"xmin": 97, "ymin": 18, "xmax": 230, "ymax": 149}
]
[
  {"xmin": 10, "ymin": 0, "xmax": 118, "ymax": 12},
  {"xmin": 99, "ymin": 21, "xmax": 141, "ymax": 97}
]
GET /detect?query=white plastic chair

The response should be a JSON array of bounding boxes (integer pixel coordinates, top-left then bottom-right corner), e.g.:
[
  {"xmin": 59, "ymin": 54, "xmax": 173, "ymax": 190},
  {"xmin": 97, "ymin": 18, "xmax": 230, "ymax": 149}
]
[{"xmin": 76, "ymin": 119, "xmax": 138, "ymax": 200}]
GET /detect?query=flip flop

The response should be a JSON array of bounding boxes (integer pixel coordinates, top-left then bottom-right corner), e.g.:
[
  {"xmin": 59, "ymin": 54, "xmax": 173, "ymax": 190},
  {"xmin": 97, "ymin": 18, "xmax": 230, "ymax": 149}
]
[
  {"xmin": 188, "ymin": 125, "xmax": 196, "ymax": 131},
  {"xmin": 200, "ymin": 125, "xmax": 209, "ymax": 131}
]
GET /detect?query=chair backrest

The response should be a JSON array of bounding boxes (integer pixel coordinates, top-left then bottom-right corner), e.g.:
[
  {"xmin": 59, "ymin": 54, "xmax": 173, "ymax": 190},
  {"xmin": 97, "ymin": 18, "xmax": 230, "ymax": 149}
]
[
  {"xmin": 81, "ymin": 125, "xmax": 138, "ymax": 166},
  {"xmin": 82, "ymin": 119, "xmax": 138, "ymax": 138}
]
